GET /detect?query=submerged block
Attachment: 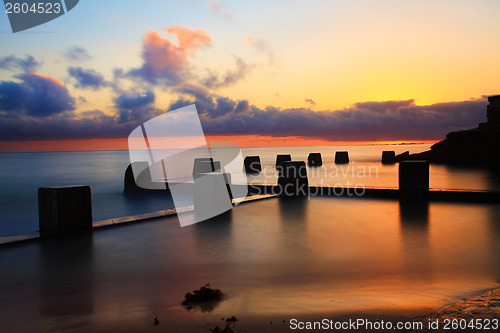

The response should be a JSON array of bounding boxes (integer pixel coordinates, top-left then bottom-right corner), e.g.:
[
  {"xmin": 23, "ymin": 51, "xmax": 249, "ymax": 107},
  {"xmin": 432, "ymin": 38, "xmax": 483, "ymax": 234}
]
[
  {"xmin": 307, "ymin": 153, "xmax": 323, "ymax": 167},
  {"xmin": 277, "ymin": 161, "xmax": 309, "ymax": 197},
  {"xmin": 275, "ymin": 154, "xmax": 292, "ymax": 169},
  {"xmin": 244, "ymin": 156, "xmax": 262, "ymax": 173},
  {"xmin": 335, "ymin": 151, "xmax": 349, "ymax": 164},
  {"xmin": 38, "ymin": 185, "xmax": 92, "ymax": 237},
  {"xmin": 399, "ymin": 161, "xmax": 429, "ymax": 198},
  {"xmin": 381, "ymin": 151, "xmax": 396, "ymax": 164}
]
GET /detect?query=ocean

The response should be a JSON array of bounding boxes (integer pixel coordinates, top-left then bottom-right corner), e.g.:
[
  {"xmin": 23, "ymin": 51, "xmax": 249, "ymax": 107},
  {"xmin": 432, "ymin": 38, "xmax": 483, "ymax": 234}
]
[{"xmin": 1, "ymin": 143, "xmax": 499, "ymax": 237}]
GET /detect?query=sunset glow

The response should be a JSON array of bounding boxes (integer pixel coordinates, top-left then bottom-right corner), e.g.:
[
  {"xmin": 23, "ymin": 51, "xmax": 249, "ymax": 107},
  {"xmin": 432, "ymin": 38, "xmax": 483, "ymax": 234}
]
[{"xmin": 0, "ymin": 0, "xmax": 499, "ymax": 151}]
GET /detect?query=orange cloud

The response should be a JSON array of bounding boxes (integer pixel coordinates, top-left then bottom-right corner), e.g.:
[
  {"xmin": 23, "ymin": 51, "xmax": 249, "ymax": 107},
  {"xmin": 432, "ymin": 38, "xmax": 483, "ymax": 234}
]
[
  {"xmin": 131, "ymin": 26, "xmax": 211, "ymax": 84},
  {"xmin": 165, "ymin": 25, "xmax": 211, "ymax": 50},
  {"xmin": 29, "ymin": 71, "xmax": 65, "ymax": 87}
]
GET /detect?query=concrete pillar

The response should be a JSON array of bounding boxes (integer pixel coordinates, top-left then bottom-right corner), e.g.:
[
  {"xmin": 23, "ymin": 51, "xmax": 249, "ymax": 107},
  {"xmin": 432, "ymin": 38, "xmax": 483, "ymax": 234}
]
[
  {"xmin": 192, "ymin": 157, "xmax": 213, "ymax": 179},
  {"xmin": 277, "ymin": 161, "xmax": 309, "ymax": 197},
  {"xmin": 193, "ymin": 173, "xmax": 233, "ymax": 223},
  {"xmin": 275, "ymin": 154, "xmax": 292, "ymax": 169},
  {"xmin": 193, "ymin": 158, "xmax": 222, "ymax": 179},
  {"xmin": 307, "ymin": 153, "xmax": 323, "ymax": 167},
  {"xmin": 38, "ymin": 185, "xmax": 92, "ymax": 237},
  {"xmin": 244, "ymin": 156, "xmax": 261, "ymax": 173},
  {"xmin": 335, "ymin": 151, "xmax": 349, "ymax": 164},
  {"xmin": 399, "ymin": 161, "xmax": 429, "ymax": 198},
  {"xmin": 381, "ymin": 151, "xmax": 396, "ymax": 164}
]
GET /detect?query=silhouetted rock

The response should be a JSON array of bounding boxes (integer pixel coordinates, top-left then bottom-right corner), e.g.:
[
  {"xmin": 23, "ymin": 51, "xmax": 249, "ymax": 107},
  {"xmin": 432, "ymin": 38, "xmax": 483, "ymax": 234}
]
[
  {"xmin": 405, "ymin": 95, "xmax": 500, "ymax": 166},
  {"xmin": 335, "ymin": 151, "xmax": 349, "ymax": 164},
  {"xmin": 381, "ymin": 151, "xmax": 396, "ymax": 164},
  {"xmin": 210, "ymin": 323, "xmax": 234, "ymax": 333},
  {"xmin": 124, "ymin": 162, "xmax": 152, "ymax": 191},
  {"xmin": 307, "ymin": 153, "xmax": 323, "ymax": 167},
  {"xmin": 182, "ymin": 284, "xmax": 223, "ymax": 306},
  {"xmin": 226, "ymin": 316, "xmax": 238, "ymax": 322},
  {"xmin": 395, "ymin": 151, "xmax": 410, "ymax": 162},
  {"xmin": 244, "ymin": 156, "xmax": 261, "ymax": 173}
]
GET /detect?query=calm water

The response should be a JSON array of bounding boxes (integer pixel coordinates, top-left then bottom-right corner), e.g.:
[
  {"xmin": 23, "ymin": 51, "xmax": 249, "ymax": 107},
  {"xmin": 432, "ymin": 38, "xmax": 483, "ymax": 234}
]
[
  {"xmin": 1, "ymin": 144, "xmax": 499, "ymax": 237},
  {"xmin": 1, "ymin": 197, "xmax": 499, "ymax": 332}
]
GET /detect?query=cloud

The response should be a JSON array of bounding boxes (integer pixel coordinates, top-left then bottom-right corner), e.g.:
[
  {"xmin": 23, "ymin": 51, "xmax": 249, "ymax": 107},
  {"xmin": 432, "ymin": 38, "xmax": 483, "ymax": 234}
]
[
  {"xmin": 0, "ymin": 72, "xmax": 75, "ymax": 117},
  {"xmin": 208, "ymin": 1, "xmax": 232, "ymax": 19},
  {"xmin": 168, "ymin": 89, "xmax": 488, "ymax": 141},
  {"xmin": 201, "ymin": 57, "xmax": 255, "ymax": 89},
  {"xmin": 243, "ymin": 36, "xmax": 276, "ymax": 65},
  {"xmin": 0, "ymin": 110, "xmax": 130, "ymax": 141},
  {"xmin": 0, "ymin": 55, "xmax": 41, "ymax": 72},
  {"xmin": 0, "ymin": 91, "xmax": 489, "ymax": 142},
  {"xmin": 114, "ymin": 90, "xmax": 159, "ymax": 123},
  {"xmin": 218, "ymin": 99, "xmax": 487, "ymax": 141},
  {"xmin": 68, "ymin": 67, "xmax": 108, "ymax": 89},
  {"xmin": 305, "ymin": 98, "xmax": 316, "ymax": 106},
  {"xmin": 64, "ymin": 47, "xmax": 92, "ymax": 61},
  {"xmin": 129, "ymin": 26, "xmax": 211, "ymax": 85}
]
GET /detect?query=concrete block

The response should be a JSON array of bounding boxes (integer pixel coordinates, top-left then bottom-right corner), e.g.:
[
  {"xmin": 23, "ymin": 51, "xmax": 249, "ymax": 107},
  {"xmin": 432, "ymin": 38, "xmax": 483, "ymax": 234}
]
[
  {"xmin": 193, "ymin": 158, "xmax": 222, "ymax": 179},
  {"xmin": 244, "ymin": 156, "xmax": 261, "ymax": 173},
  {"xmin": 399, "ymin": 161, "xmax": 429, "ymax": 198},
  {"xmin": 38, "ymin": 185, "xmax": 92, "ymax": 237},
  {"xmin": 275, "ymin": 154, "xmax": 292, "ymax": 169},
  {"xmin": 277, "ymin": 161, "xmax": 309, "ymax": 197},
  {"xmin": 381, "ymin": 151, "xmax": 396, "ymax": 164},
  {"xmin": 307, "ymin": 153, "xmax": 323, "ymax": 167},
  {"xmin": 193, "ymin": 173, "xmax": 233, "ymax": 222},
  {"xmin": 335, "ymin": 151, "xmax": 349, "ymax": 164}
]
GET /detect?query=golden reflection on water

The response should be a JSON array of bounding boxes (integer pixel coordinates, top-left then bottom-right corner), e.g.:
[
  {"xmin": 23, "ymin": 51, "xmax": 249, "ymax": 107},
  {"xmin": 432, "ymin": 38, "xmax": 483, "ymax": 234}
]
[{"xmin": 2, "ymin": 197, "xmax": 499, "ymax": 331}]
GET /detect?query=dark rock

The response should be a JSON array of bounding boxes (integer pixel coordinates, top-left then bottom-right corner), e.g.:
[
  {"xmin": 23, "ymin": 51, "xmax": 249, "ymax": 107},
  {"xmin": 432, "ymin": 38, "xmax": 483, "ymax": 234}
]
[
  {"xmin": 395, "ymin": 151, "xmax": 410, "ymax": 162},
  {"xmin": 335, "ymin": 151, "xmax": 349, "ymax": 164},
  {"xmin": 210, "ymin": 323, "xmax": 234, "ymax": 333},
  {"xmin": 405, "ymin": 150, "xmax": 435, "ymax": 161},
  {"xmin": 226, "ymin": 316, "xmax": 238, "ymax": 322},
  {"xmin": 381, "ymin": 151, "xmax": 396, "ymax": 164},
  {"xmin": 307, "ymin": 153, "xmax": 323, "ymax": 167},
  {"xmin": 153, "ymin": 316, "xmax": 159, "ymax": 325},
  {"xmin": 124, "ymin": 162, "xmax": 152, "ymax": 191},
  {"xmin": 244, "ymin": 156, "xmax": 261, "ymax": 173},
  {"xmin": 406, "ymin": 95, "xmax": 500, "ymax": 166},
  {"xmin": 182, "ymin": 284, "xmax": 223, "ymax": 306}
]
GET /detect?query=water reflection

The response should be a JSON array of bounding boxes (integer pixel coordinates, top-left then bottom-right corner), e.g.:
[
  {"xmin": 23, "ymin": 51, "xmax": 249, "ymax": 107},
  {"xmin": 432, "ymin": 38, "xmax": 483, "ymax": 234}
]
[
  {"xmin": 487, "ymin": 206, "xmax": 500, "ymax": 283},
  {"xmin": 39, "ymin": 234, "xmax": 94, "ymax": 328},
  {"xmin": 399, "ymin": 200, "xmax": 432, "ymax": 282},
  {"xmin": 193, "ymin": 210, "xmax": 234, "ymax": 266}
]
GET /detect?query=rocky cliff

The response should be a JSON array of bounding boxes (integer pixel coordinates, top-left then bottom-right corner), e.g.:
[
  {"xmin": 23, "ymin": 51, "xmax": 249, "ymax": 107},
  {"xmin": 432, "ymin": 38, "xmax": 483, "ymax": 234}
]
[{"xmin": 405, "ymin": 95, "xmax": 500, "ymax": 165}]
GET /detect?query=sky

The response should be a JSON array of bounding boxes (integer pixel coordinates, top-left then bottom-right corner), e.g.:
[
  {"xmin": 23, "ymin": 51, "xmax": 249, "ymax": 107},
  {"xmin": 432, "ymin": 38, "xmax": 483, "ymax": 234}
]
[{"xmin": 0, "ymin": 0, "xmax": 499, "ymax": 151}]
